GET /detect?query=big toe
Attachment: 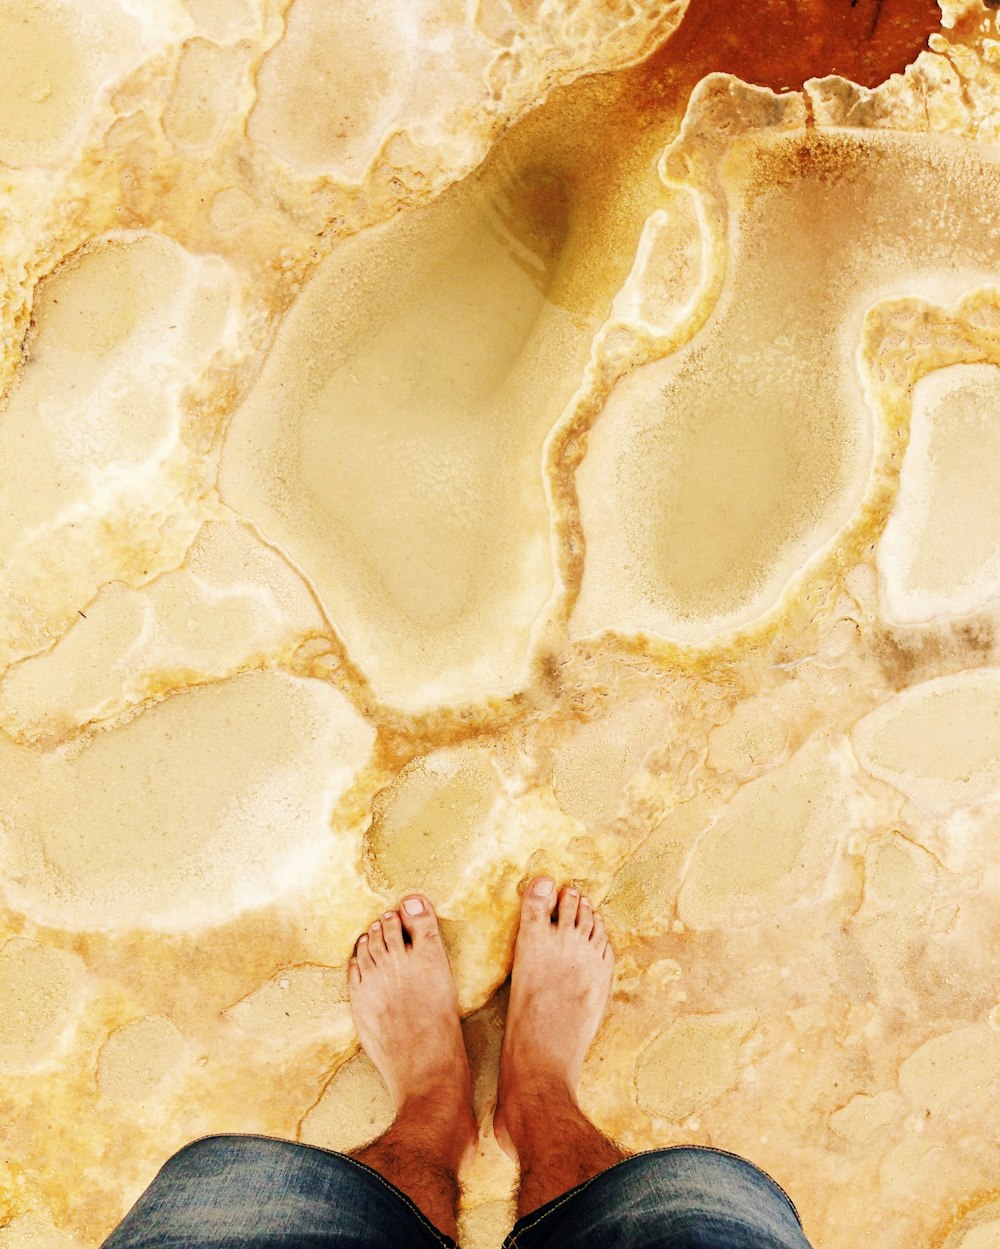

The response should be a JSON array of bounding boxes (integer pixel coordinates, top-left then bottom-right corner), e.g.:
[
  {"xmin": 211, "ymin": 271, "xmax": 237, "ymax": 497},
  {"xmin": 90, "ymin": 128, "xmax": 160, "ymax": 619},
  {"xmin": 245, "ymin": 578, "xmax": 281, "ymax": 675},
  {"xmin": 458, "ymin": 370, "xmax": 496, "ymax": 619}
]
[
  {"xmin": 400, "ymin": 894, "xmax": 440, "ymax": 946},
  {"xmin": 521, "ymin": 876, "xmax": 558, "ymax": 926}
]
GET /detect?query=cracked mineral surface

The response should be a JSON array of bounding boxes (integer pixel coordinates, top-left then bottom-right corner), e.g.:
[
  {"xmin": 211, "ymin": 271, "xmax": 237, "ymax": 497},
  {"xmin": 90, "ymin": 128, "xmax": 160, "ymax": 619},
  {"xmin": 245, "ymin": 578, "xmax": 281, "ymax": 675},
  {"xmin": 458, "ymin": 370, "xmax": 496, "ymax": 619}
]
[{"xmin": 3, "ymin": 2, "xmax": 1000, "ymax": 1247}]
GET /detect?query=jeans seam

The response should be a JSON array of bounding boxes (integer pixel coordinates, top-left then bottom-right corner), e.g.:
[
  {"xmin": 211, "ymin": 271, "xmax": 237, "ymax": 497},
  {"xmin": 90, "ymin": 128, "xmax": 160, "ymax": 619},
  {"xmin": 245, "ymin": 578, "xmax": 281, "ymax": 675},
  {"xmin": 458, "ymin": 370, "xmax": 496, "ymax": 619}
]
[
  {"xmin": 174, "ymin": 1133, "xmax": 456, "ymax": 1249},
  {"xmin": 507, "ymin": 1144, "xmax": 803, "ymax": 1245},
  {"xmin": 509, "ymin": 1177, "xmax": 598, "ymax": 1247},
  {"xmin": 507, "ymin": 1152, "xmax": 652, "ymax": 1245},
  {"xmin": 336, "ymin": 1154, "xmax": 457, "ymax": 1248}
]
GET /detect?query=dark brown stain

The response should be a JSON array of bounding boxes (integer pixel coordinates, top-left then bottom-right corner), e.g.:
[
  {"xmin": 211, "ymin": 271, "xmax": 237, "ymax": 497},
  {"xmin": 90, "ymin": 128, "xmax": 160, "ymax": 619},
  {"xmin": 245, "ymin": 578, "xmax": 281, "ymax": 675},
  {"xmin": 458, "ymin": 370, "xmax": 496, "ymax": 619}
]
[
  {"xmin": 739, "ymin": 128, "xmax": 868, "ymax": 203},
  {"xmin": 534, "ymin": 649, "xmax": 565, "ymax": 702},
  {"xmin": 868, "ymin": 621, "xmax": 998, "ymax": 692},
  {"xmin": 868, "ymin": 629, "xmax": 932, "ymax": 689},
  {"xmin": 956, "ymin": 619, "xmax": 995, "ymax": 655},
  {"xmin": 488, "ymin": 164, "xmax": 571, "ymax": 296}
]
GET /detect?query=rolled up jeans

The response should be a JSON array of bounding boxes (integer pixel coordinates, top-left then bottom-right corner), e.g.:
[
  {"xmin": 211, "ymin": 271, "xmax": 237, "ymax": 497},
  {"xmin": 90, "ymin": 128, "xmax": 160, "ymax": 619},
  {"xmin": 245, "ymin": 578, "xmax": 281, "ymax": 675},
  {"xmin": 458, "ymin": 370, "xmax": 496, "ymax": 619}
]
[{"xmin": 102, "ymin": 1134, "xmax": 813, "ymax": 1248}]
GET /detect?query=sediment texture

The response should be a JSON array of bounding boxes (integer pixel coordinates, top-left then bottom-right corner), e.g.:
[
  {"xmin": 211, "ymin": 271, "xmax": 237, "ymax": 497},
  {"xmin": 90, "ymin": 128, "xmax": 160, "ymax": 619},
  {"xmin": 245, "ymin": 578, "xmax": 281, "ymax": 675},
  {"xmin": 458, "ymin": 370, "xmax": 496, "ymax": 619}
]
[{"xmin": 3, "ymin": 2, "xmax": 1000, "ymax": 1247}]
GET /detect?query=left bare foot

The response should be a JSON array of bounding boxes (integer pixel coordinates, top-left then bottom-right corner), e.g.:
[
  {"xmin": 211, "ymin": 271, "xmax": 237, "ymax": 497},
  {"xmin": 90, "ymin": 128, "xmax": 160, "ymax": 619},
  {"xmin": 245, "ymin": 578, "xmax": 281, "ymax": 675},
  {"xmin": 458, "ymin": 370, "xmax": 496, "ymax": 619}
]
[{"xmin": 348, "ymin": 894, "xmax": 477, "ymax": 1171}]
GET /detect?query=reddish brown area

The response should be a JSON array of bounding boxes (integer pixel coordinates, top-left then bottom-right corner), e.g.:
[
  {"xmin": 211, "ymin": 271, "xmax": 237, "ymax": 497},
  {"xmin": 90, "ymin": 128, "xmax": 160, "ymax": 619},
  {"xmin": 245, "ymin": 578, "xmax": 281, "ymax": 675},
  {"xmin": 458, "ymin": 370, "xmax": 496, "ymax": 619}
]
[
  {"xmin": 485, "ymin": 0, "xmax": 957, "ymax": 321},
  {"xmin": 638, "ymin": 0, "xmax": 945, "ymax": 105}
]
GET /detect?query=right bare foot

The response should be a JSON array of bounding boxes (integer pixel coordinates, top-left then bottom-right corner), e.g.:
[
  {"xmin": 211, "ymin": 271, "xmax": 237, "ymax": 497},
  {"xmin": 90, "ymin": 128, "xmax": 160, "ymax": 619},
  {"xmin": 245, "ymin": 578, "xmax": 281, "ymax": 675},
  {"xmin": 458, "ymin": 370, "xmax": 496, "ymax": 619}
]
[{"xmin": 493, "ymin": 876, "xmax": 615, "ymax": 1162}]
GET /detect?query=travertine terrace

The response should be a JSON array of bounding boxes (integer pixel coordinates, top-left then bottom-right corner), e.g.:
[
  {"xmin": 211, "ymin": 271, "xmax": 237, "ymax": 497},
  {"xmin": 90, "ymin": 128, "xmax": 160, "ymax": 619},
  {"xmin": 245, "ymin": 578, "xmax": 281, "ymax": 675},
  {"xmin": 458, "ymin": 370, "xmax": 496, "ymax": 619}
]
[{"xmin": 3, "ymin": 2, "xmax": 1000, "ymax": 1247}]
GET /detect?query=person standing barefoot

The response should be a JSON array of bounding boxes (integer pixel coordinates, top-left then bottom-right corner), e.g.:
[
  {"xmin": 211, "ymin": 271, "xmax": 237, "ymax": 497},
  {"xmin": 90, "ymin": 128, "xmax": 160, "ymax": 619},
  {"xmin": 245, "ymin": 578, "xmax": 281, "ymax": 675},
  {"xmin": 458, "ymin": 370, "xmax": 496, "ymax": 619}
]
[
  {"xmin": 347, "ymin": 895, "xmax": 479, "ymax": 1243},
  {"xmin": 493, "ymin": 875, "xmax": 625, "ymax": 1220},
  {"xmin": 344, "ymin": 876, "xmax": 622, "ymax": 1238}
]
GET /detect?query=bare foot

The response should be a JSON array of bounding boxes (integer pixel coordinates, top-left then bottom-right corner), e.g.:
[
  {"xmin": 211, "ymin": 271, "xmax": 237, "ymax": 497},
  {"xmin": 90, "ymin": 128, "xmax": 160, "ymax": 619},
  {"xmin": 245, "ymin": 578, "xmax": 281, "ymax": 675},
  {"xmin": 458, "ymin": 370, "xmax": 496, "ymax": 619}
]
[
  {"xmin": 493, "ymin": 876, "xmax": 615, "ymax": 1161},
  {"xmin": 348, "ymin": 894, "xmax": 478, "ymax": 1171}
]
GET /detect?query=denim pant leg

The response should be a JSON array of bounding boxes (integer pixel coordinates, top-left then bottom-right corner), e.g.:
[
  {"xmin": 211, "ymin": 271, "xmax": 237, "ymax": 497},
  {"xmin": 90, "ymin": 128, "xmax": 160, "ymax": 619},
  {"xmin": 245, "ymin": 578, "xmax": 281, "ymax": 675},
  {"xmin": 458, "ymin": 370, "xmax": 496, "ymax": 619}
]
[
  {"xmin": 101, "ymin": 1135, "xmax": 457, "ymax": 1249},
  {"xmin": 503, "ymin": 1146, "xmax": 814, "ymax": 1249}
]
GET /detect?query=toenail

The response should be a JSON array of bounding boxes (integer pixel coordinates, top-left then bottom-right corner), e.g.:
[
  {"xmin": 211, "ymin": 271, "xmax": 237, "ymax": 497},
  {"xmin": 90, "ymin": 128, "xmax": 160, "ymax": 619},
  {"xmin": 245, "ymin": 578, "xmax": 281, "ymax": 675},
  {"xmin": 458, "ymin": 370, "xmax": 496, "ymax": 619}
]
[
  {"xmin": 403, "ymin": 897, "xmax": 424, "ymax": 914},
  {"xmin": 567, "ymin": 888, "xmax": 579, "ymax": 897},
  {"xmin": 358, "ymin": 934, "xmax": 368, "ymax": 943},
  {"xmin": 382, "ymin": 911, "xmax": 394, "ymax": 921},
  {"xmin": 370, "ymin": 922, "xmax": 380, "ymax": 932},
  {"xmin": 581, "ymin": 896, "xmax": 591, "ymax": 907},
  {"xmin": 532, "ymin": 878, "xmax": 554, "ymax": 896}
]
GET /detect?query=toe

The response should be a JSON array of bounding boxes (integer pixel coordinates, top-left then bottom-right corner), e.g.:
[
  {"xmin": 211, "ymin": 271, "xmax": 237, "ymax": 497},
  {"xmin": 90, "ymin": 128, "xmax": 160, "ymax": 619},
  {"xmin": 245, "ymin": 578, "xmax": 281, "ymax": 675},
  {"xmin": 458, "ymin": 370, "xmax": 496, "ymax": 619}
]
[
  {"xmin": 348, "ymin": 957, "xmax": 361, "ymax": 986},
  {"xmin": 557, "ymin": 886, "xmax": 580, "ymax": 929},
  {"xmin": 400, "ymin": 894, "xmax": 440, "ymax": 945},
  {"xmin": 590, "ymin": 910, "xmax": 606, "ymax": 947},
  {"xmin": 381, "ymin": 909, "xmax": 404, "ymax": 952},
  {"xmin": 356, "ymin": 933, "xmax": 374, "ymax": 972},
  {"xmin": 521, "ymin": 875, "xmax": 557, "ymax": 924},
  {"xmin": 576, "ymin": 895, "xmax": 595, "ymax": 937},
  {"xmin": 368, "ymin": 920, "xmax": 387, "ymax": 959}
]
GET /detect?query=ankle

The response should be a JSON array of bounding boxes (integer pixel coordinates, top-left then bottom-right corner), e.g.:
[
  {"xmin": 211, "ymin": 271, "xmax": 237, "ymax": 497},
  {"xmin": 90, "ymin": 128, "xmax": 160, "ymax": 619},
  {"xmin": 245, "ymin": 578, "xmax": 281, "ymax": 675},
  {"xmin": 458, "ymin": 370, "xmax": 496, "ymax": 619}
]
[
  {"xmin": 398, "ymin": 1076, "xmax": 473, "ymax": 1119},
  {"xmin": 500, "ymin": 1030, "xmax": 583, "ymax": 1093},
  {"xmin": 497, "ymin": 1080, "xmax": 626, "ymax": 1215},
  {"xmin": 497, "ymin": 1075, "xmax": 577, "ymax": 1152},
  {"xmin": 398, "ymin": 1088, "xmax": 476, "ymax": 1133},
  {"xmin": 500, "ymin": 1071, "xmax": 576, "ymax": 1107}
]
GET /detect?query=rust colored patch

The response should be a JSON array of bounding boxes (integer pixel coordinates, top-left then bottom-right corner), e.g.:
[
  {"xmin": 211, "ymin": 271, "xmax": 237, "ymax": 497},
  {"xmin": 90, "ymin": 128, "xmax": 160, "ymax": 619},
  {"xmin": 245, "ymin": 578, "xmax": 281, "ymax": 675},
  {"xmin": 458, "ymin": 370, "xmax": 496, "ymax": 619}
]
[{"xmin": 634, "ymin": 0, "xmax": 944, "ymax": 110}]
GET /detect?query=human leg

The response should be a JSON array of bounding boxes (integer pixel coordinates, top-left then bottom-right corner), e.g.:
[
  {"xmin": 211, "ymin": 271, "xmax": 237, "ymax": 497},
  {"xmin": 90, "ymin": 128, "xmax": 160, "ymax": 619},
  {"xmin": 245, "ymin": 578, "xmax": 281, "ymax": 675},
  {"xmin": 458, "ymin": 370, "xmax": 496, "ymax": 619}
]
[
  {"xmin": 497, "ymin": 1076, "xmax": 628, "ymax": 1221},
  {"xmin": 101, "ymin": 890, "xmax": 473, "ymax": 1249},
  {"xmin": 490, "ymin": 874, "xmax": 812, "ymax": 1248},
  {"xmin": 346, "ymin": 894, "xmax": 478, "ymax": 1244},
  {"xmin": 492, "ymin": 876, "xmax": 623, "ymax": 1218}
]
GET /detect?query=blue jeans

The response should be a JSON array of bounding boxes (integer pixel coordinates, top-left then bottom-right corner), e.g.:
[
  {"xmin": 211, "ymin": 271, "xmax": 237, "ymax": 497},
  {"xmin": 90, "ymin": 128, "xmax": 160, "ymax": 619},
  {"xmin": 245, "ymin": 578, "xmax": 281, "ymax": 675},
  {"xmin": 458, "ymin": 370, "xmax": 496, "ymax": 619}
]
[{"xmin": 101, "ymin": 1135, "xmax": 813, "ymax": 1248}]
